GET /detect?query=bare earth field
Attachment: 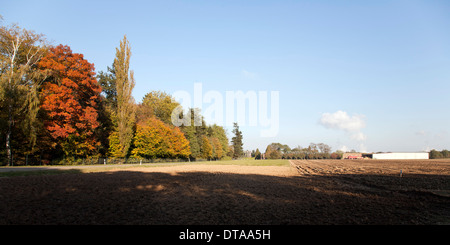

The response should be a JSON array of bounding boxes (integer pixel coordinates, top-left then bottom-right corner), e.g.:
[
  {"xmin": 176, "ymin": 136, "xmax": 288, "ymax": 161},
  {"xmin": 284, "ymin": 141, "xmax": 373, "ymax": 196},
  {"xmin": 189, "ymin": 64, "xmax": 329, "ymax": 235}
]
[{"xmin": 1, "ymin": 159, "xmax": 449, "ymax": 225}]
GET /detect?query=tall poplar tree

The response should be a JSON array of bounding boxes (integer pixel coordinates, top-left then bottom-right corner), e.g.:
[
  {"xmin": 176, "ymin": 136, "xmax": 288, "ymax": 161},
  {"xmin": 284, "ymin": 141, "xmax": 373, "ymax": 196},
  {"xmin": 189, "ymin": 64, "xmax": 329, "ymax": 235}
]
[{"xmin": 109, "ymin": 35, "xmax": 136, "ymax": 158}]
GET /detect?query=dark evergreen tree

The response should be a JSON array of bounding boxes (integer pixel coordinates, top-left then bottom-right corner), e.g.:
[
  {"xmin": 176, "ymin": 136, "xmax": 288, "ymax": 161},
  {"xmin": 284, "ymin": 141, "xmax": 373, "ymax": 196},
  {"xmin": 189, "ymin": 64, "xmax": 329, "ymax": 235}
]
[
  {"xmin": 255, "ymin": 148, "xmax": 261, "ymax": 160},
  {"xmin": 231, "ymin": 122, "xmax": 243, "ymax": 159}
]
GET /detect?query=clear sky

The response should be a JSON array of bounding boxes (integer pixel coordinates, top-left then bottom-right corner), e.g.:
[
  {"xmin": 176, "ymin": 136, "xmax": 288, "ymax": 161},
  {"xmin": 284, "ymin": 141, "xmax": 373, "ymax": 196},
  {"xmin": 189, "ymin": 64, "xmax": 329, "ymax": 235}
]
[{"xmin": 3, "ymin": 0, "xmax": 450, "ymax": 152}]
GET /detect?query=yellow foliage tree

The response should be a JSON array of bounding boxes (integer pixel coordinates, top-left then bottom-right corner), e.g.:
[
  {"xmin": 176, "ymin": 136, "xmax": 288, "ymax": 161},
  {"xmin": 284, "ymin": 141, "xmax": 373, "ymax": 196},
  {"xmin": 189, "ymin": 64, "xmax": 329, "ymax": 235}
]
[
  {"xmin": 201, "ymin": 135, "xmax": 213, "ymax": 160},
  {"xmin": 132, "ymin": 117, "xmax": 190, "ymax": 159},
  {"xmin": 211, "ymin": 137, "xmax": 223, "ymax": 159}
]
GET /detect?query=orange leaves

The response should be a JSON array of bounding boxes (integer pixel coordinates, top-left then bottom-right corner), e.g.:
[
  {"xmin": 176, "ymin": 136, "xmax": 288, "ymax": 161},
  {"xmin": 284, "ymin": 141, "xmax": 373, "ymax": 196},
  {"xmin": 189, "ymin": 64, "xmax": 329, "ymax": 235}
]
[
  {"xmin": 38, "ymin": 44, "xmax": 102, "ymax": 157},
  {"xmin": 83, "ymin": 106, "xmax": 100, "ymax": 130},
  {"xmin": 170, "ymin": 126, "xmax": 191, "ymax": 158}
]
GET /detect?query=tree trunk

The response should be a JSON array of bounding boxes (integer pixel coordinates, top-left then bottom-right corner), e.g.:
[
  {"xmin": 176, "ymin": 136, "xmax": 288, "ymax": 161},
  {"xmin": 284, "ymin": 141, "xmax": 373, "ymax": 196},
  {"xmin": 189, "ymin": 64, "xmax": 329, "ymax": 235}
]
[{"xmin": 6, "ymin": 103, "xmax": 13, "ymax": 166}]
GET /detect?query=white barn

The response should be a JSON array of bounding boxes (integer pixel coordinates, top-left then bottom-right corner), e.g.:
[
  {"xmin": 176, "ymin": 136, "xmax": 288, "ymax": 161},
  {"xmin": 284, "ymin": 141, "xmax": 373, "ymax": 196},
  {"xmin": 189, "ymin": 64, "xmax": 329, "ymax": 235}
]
[{"xmin": 372, "ymin": 152, "xmax": 429, "ymax": 160}]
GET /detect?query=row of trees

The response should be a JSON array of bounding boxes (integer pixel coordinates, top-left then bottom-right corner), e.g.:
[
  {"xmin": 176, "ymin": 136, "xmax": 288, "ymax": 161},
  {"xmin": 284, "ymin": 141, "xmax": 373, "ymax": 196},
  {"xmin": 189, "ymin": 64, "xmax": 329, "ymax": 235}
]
[
  {"xmin": 429, "ymin": 149, "xmax": 450, "ymax": 159},
  {"xmin": 178, "ymin": 108, "xmax": 231, "ymax": 160},
  {"xmin": 253, "ymin": 142, "xmax": 343, "ymax": 160},
  {"xmin": 256, "ymin": 144, "xmax": 450, "ymax": 160},
  {"xmin": 96, "ymin": 37, "xmax": 240, "ymax": 161},
  {"xmin": 0, "ymin": 22, "xmax": 236, "ymax": 165}
]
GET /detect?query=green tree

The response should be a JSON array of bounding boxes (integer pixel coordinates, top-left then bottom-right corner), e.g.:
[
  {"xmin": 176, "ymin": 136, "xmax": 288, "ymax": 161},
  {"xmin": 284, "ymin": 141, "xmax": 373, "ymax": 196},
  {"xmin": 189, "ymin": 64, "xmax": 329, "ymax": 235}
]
[
  {"xmin": 96, "ymin": 64, "xmax": 116, "ymax": 157},
  {"xmin": 182, "ymin": 122, "xmax": 200, "ymax": 159},
  {"xmin": 209, "ymin": 124, "xmax": 229, "ymax": 157},
  {"xmin": 178, "ymin": 108, "xmax": 229, "ymax": 160},
  {"xmin": 94, "ymin": 95, "xmax": 114, "ymax": 157},
  {"xmin": 97, "ymin": 64, "xmax": 117, "ymax": 108},
  {"xmin": 441, "ymin": 149, "xmax": 450, "ymax": 158},
  {"xmin": 265, "ymin": 144, "xmax": 282, "ymax": 159},
  {"xmin": 138, "ymin": 90, "xmax": 180, "ymax": 124},
  {"xmin": 264, "ymin": 143, "xmax": 290, "ymax": 159},
  {"xmin": 180, "ymin": 108, "xmax": 205, "ymax": 160},
  {"xmin": 254, "ymin": 148, "xmax": 261, "ymax": 160},
  {"xmin": 429, "ymin": 149, "xmax": 443, "ymax": 159},
  {"xmin": 109, "ymin": 35, "xmax": 136, "ymax": 158},
  {"xmin": 231, "ymin": 122, "xmax": 243, "ymax": 159},
  {"xmin": 0, "ymin": 23, "xmax": 47, "ymax": 165}
]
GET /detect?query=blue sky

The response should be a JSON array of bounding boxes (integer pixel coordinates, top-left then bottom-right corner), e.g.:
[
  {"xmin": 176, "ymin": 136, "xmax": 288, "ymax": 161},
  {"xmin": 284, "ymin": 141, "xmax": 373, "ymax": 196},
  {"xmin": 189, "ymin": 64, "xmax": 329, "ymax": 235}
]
[{"xmin": 3, "ymin": 0, "xmax": 450, "ymax": 152}]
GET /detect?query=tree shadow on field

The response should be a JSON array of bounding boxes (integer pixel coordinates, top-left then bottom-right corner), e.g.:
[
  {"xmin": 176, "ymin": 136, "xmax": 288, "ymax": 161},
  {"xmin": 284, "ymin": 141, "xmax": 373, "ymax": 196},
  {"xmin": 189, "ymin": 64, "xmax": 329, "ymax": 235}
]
[
  {"xmin": 0, "ymin": 167, "xmax": 83, "ymax": 177},
  {"xmin": 0, "ymin": 170, "xmax": 449, "ymax": 225}
]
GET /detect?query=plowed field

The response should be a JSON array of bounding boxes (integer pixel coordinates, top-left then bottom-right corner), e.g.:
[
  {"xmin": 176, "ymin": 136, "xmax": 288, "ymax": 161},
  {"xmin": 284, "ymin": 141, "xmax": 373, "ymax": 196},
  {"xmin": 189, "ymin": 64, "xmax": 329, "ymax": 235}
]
[{"xmin": 1, "ymin": 160, "xmax": 449, "ymax": 224}]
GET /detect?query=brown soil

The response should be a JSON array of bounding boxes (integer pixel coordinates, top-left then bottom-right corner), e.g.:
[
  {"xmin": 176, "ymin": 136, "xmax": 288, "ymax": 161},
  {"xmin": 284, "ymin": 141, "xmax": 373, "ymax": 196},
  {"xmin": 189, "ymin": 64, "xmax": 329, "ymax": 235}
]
[{"xmin": 1, "ymin": 160, "xmax": 449, "ymax": 225}]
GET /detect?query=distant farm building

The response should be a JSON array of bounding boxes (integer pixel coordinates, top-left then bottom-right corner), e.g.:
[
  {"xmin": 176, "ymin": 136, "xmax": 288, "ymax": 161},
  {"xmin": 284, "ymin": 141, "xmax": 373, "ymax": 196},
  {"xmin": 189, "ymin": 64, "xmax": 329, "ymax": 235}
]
[
  {"xmin": 244, "ymin": 150, "xmax": 252, "ymax": 158},
  {"xmin": 343, "ymin": 153, "xmax": 363, "ymax": 159},
  {"xmin": 372, "ymin": 152, "xmax": 429, "ymax": 160}
]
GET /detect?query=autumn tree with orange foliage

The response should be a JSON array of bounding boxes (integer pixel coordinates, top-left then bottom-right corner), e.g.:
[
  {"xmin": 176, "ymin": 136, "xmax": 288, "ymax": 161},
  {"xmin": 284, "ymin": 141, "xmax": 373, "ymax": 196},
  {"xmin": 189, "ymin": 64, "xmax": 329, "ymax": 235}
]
[{"xmin": 38, "ymin": 45, "xmax": 102, "ymax": 158}]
